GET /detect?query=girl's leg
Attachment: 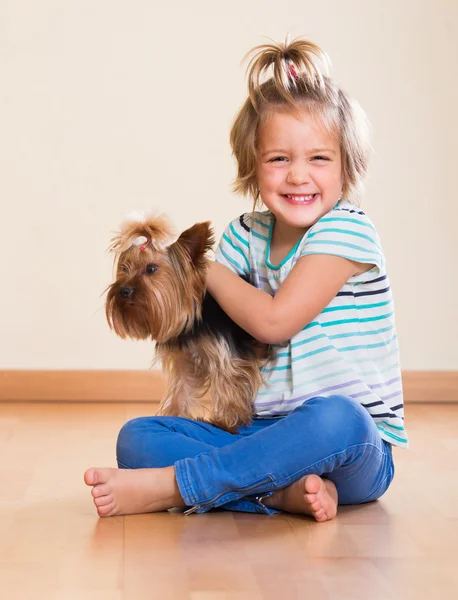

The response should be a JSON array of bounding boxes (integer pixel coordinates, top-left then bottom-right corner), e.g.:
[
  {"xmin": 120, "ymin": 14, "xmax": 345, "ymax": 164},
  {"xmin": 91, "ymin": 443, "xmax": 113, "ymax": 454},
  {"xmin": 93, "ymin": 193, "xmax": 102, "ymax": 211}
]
[
  {"xmin": 85, "ymin": 395, "xmax": 394, "ymax": 518},
  {"xmin": 113, "ymin": 414, "xmax": 282, "ymax": 514},
  {"xmin": 115, "ymin": 415, "xmax": 247, "ymax": 469},
  {"xmin": 174, "ymin": 395, "xmax": 395, "ymax": 515},
  {"xmin": 84, "ymin": 414, "xmax": 278, "ymax": 516}
]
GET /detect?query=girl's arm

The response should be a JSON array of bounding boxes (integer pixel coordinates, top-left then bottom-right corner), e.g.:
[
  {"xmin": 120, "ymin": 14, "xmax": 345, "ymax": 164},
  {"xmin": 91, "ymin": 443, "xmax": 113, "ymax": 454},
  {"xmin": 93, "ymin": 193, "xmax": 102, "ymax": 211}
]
[{"xmin": 207, "ymin": 255, "xmax": 371, "ymax": 344}]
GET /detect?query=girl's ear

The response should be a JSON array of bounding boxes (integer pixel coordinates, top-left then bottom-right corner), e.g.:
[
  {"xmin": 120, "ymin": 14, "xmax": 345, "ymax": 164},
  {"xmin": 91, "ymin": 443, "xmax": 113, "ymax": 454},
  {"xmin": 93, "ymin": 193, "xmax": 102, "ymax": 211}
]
[{"xmin": 170, "ymin": 221, "xmax": 215, "ymax": 265}]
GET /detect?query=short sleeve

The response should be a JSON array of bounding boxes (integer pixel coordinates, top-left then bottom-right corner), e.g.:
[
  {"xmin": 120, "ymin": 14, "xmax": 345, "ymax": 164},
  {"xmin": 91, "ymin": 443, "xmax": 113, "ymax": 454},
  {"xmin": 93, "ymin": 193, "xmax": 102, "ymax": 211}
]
[
  {"xmin": 214, "ymin": 214, "xmax": 251, "ymax": 277},
  {"xmin": 300, "ymin": 206, "xmax": 385, "ymax": 281}
]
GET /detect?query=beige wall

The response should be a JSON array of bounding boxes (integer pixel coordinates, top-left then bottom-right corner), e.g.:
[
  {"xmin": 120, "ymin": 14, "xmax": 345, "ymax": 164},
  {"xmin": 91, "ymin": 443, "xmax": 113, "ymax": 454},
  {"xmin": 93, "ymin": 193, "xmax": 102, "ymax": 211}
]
[{"xmin": 1, "ymin": 0, "xmax": 457, "ymax": 370}]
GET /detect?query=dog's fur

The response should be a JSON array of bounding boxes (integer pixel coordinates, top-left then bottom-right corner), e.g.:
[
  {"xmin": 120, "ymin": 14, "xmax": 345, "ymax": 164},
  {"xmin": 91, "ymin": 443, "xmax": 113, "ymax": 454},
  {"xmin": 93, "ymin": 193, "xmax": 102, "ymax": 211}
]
[{"xmin": 105, "ymin": 214, "xmax": 269, "ymax": 432}]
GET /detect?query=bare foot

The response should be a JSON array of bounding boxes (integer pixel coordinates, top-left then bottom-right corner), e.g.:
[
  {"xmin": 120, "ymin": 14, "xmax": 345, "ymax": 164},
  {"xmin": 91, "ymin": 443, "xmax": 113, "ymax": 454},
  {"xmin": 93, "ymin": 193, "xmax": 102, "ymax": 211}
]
[
  {"xmin": 264, "ymin": 474, "xmax": 338, "ymax": 522},
  {"xmin": 84, "ymin": 466, "xmax": 186, "ymax": 517}
]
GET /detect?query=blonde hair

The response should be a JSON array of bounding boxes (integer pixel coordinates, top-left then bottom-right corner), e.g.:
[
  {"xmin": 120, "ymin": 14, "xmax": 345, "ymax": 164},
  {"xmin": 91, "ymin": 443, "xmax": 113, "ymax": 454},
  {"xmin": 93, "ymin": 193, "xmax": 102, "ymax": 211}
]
[{"xmin": 230, "ymin": 37, "xmax": 371, "ymax": 207}]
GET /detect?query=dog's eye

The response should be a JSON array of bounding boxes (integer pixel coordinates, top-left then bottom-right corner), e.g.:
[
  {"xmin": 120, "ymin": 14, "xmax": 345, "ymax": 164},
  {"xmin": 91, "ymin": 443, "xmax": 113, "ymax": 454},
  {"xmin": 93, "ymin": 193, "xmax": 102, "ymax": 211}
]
[
  {"xmin": 120, "ymin": 265, "xmax": 128, "ymax": 273},
  {"xmin": 145, "ymin": 264, "xmax": 158, "ymax": 275}
]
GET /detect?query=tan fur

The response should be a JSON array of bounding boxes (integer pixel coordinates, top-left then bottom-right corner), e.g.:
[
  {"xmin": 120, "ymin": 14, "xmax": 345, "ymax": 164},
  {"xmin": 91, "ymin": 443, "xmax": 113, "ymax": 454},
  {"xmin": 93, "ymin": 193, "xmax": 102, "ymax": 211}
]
[{"xmin": 105, "ymin": 215, "xmax": 269, "ymax": 432}]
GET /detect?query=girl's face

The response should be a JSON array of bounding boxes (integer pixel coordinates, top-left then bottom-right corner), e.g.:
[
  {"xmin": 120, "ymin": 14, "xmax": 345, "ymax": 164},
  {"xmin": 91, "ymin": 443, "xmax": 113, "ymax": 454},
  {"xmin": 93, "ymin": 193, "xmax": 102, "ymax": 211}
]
[{"xmin": 256, "ymin": 107, "xmax": 343, "ymax": 234}]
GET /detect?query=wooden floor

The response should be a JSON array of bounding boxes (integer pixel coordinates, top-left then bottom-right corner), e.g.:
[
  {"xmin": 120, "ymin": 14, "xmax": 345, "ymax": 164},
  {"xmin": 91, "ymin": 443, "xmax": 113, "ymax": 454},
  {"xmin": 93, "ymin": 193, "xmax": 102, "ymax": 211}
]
[{"xmin": 1, "ymin": 402, "xmax": 457, "ymax": 600}]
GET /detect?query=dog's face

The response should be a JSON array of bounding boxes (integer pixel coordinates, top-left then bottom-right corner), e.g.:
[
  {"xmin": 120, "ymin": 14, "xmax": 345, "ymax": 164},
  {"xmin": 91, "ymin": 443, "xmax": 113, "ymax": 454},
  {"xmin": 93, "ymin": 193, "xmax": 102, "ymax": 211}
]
[{"xmin": 105, "ymin": 215, "xmax": 214, "ymax": 343}]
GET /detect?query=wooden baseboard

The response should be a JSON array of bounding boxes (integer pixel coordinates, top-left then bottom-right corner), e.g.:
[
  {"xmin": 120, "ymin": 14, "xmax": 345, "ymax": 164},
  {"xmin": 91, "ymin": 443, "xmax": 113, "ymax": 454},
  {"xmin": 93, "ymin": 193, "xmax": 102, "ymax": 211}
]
[
  {"xmin": 0, "ymin": 370, "xmax": 457, "ymax": 403},
  {"xmin": 0, "ymin": 370, "xmax": 164, "ymax": 402},
  {"xmin": 400, "ymin": 371, "xmax": 458, "ymax": 403}
]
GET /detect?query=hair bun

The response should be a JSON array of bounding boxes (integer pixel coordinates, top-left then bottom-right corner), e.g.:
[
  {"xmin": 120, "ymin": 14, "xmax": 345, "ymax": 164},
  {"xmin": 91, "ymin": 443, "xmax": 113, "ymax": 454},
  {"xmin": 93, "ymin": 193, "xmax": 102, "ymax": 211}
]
[{"xmin": 244, "ymin": 36, "xmax": 330, "ymax": 108}]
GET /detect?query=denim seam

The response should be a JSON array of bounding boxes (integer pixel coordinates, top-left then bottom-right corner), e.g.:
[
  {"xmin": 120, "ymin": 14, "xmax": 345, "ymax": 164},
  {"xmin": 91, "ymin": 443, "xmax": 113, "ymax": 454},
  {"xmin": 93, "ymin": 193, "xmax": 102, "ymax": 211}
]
[
  {"xmin": 174, "ymin": 460, "xmax": 198, "ymax": 505},
  {"xmin": 358, "ymin": 474, "xmax": 389, "ymax": 504},
  {"xmin": 117, "ymin": 460, "xmax": 131, "ymax": 469},
  {"xmin": 208, "ymin": 475, "xmax": 275, "ymax": 508},
  {"xmin": 271, "ymin": 441, "xmax": 387, "ymax": 491},
  {"xmin": 181, "ymin": 475, "xmax": 275, "ymax": 512}
]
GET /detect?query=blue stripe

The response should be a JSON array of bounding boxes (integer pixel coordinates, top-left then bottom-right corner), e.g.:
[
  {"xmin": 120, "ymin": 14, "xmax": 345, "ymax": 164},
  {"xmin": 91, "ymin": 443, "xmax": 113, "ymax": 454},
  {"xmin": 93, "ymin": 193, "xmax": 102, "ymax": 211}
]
[
  {"xmin": 278, "ymin": 328, "xmax": 394, "ymax": 358},
  {"xmin": 337, "ymin": 286, "xmax": 391, "ymax": 298},
  {"xmin": 222, "ymin": 234, "xmax": 250, "ymax": 270},
  {"xmin": 319, "ymin": 311, "xmax": 394, "ymax": 327},
  {"xmin": 305, "ymin": 239, "xmax": 380, "ymax": 255},
  {"xmin": 254, "ymin": 218, "xmax": 270, "ymax": 230},
  {"xmin": 307, "ymin": 228, "xmax": 376, "ymax": 244},
  {"xmin": 291, "ymin": 345, "xmax": 335, "ymax": 363},
  {"xmin": 262, "ymin": 345, "xmax": 334, "ymax": 372},
  {"xmin": 273, "ymin": 335, "xmax": 396, "ymax": 370},
  {"xmin": 262, "ymin": 363, "xmax": 291, "ymax": 373},
  {"xmin": 380, "ymin": 420, "xmax": 405, "ymax": 431},
  {"xmin": 218, "ymin": 246, "xmax": 245, "ymax": 274},
  {"xmin": 363, "ymin": 274, "xmax": 387, "ymax": 285},
  {"xmin": 252, "ymin": 230, "xmax": 269, "ymax": 242},
  {"xmin": 239, "ymin": 214, "xmax": 250, "ymax": 233},
  {"xmin": 304, "ymin": 313, "xmax": 393, "ymax": 331},
  {"xmin": 317, "ymin": 216, "xmax": 376, "ymax": 231},
  {"xmin": 376, "ymin": 425, "xmax": 407, "ymax": 443},
  {"xmin": 322, "ymin": 300, "xmax": 392, "ymax": 314},
  {"xmin": 338, "ymin": 335, "xmax": 397, "ymax": 352},
  {"xmin": 328, "ymin": 325, "xmax": 394, "ymax": 340},
  {"xmin": 287, "ymin": 333, "xmax": 328, "ymax": 351},
  {"xmin": 229, "ymin": 223, "xmax": 249, "ymax": 248},
  {"xmin": 302, "ymin": 250, "xmax": 379, "ymax": 265}
]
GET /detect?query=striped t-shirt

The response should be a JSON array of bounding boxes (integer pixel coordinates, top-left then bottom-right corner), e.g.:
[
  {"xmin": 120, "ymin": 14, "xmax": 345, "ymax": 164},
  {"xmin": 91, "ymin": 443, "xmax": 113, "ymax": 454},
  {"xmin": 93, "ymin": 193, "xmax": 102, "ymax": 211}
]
[{"xmin": 215, "ymin": 200, "xmax": 408, "ymax": 448}]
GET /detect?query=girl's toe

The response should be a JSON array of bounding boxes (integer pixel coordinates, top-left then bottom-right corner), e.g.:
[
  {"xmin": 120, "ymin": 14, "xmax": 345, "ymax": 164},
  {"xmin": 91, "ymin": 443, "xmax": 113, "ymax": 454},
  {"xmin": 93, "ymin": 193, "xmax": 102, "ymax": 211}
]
[
  {"xmin": 97, "ymin": 503, "xmax": 116, "ymax": 516},
  {"xmin": 91, "ymin": 484, "xmax": 111, "ymax": 498},
  {"xmin": 94, "ymin": 495, "xmax": 113, "ymax": 507}
]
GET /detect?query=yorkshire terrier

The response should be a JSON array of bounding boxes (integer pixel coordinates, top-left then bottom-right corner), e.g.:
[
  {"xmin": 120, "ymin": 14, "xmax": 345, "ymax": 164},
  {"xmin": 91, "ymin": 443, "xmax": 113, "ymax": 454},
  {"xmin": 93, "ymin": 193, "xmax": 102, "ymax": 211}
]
[{"xmin": 105, "ymin": 212, "xmax": 269, "ymax": 432}]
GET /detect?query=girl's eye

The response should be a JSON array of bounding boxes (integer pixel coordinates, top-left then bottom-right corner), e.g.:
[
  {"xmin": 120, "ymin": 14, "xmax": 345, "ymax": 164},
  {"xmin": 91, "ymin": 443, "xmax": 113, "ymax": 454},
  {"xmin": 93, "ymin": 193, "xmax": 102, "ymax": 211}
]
[
  {"xmin": 312, "ymin": 156, "xmax": 329, "ymax": 161},
  {"xmin": 145, "ymin": 264, "xmax": 158, "ymax": 275},
  {"xmin": 269, "ymin": 157, "xmax": 288, "ymax": 163}
]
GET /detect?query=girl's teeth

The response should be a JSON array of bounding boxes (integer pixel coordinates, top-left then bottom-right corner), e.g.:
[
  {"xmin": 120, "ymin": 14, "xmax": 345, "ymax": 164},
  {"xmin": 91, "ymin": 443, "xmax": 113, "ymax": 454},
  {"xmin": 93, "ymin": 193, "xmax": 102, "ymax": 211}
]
[{"xmin": 287, "ymin": 194, "xmax": 316, "ymax": 201}]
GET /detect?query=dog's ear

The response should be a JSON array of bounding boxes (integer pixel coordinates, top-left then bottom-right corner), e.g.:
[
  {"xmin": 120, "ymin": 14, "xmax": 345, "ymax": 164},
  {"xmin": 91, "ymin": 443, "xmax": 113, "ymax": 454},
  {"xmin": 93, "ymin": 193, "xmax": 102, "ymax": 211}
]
[
  {"xmin": 109, "ymin": 213, "xmax": 174, "ymax": 254},
  {"xmin": 171, "ymin": 221, "xmax": 214, "ymax": 264}
]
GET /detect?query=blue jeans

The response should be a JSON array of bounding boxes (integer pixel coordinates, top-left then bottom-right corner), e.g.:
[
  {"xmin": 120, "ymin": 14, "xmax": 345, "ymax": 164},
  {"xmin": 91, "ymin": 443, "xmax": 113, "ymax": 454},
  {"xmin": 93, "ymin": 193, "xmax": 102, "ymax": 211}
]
[{"xmin": 116, "ymin": 394, "xmax": 395, "ymax": 515}]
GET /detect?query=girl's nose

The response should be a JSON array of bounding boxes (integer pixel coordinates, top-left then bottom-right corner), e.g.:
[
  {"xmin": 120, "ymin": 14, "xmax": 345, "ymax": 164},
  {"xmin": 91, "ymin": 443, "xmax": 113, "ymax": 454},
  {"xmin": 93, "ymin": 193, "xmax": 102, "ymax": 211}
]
[{"xmin": 286, "ymin": 163, "xmax": 310, "ymax": 185}]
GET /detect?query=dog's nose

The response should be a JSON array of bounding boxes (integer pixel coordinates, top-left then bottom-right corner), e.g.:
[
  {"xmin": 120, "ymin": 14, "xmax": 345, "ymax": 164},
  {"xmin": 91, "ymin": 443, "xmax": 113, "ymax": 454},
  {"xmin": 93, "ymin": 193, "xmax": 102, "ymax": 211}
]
[{"xmin": 120, "ymin": 287, "xmax": 134, "ymax": 299}]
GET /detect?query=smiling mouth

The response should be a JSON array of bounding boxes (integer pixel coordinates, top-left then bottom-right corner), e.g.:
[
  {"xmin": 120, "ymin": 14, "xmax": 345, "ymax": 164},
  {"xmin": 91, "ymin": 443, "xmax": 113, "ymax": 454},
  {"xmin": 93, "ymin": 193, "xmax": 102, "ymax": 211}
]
[{"xmin": 283, "ymin": 193, "xmax": 319, "ymax": 203}]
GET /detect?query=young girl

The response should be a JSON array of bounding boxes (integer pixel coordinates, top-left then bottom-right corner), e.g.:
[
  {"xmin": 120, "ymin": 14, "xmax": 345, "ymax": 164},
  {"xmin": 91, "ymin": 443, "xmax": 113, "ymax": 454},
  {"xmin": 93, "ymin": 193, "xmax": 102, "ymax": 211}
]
[{"xmin": 85, "ymin": 37, "xmax": 408, "ymax": 522}]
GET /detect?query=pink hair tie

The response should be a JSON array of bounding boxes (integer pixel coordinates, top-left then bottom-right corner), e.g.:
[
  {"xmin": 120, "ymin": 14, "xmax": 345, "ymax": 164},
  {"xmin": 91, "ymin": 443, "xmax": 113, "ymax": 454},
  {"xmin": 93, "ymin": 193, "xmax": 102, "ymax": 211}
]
[
  {"xmin": 288, "ymin": 63, "xmax": 298, "ymax": 79},
  {"xmin": 140, "ymin": 239, "xmax": 151, "ymax": 251}
]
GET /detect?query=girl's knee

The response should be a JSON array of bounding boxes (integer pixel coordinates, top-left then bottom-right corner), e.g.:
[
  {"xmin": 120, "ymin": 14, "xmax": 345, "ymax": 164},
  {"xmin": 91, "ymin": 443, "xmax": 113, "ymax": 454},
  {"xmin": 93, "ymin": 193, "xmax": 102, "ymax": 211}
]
[
  {"xmin": 117, "ymin": 416, "xmax": 148, "ymax": 445},
  {"xmin": 116, "ymin": 416, "xmax": 165, "ymax": 469},
  {"xmin": 297, "ymin": 394, "xmax": 375, "ymax": 443}
]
